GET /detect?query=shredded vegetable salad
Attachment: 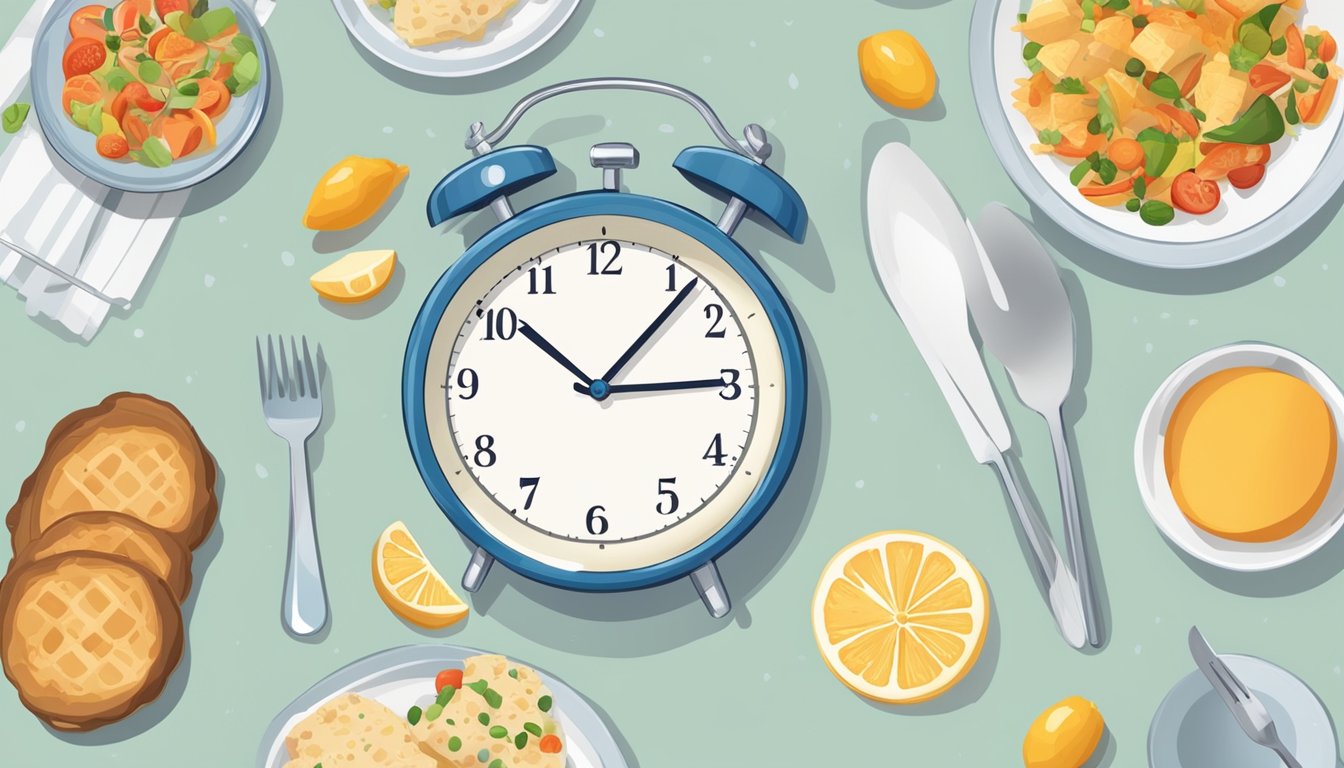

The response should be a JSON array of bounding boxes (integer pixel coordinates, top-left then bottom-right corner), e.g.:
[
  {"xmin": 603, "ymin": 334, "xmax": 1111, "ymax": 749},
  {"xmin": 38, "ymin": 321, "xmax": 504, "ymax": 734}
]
[
  {"xmin": 1012, "ymin": 0, "xmax": 1339, "ymax": 225},
  {"xmin": 59, "ymin": 0, "xmax": 259, "ymax": 168}
]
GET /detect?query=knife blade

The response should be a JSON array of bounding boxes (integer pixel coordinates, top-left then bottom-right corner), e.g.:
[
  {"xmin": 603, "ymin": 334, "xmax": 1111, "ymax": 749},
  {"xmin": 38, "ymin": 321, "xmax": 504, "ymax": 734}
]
[
  {"xmin": 1188, "ymin": 627, "xmax": 1303, "ymax": 768},
  {"xmin": 866, "ymin": 142, "xmax": 1086, "ymax": 649}
]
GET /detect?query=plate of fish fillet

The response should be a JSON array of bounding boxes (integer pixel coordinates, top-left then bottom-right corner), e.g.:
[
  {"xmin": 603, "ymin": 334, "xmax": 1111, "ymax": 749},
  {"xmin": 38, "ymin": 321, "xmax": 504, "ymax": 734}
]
[
  {"xmin": 0, "ymin": 392, "xmax": 218, "ymax": 732},
  {"xmin": 258, "ymin": 645, "xmax": 628, "ymax": 768},
  {"xmin": 333, "ymin": 0, "xmax": 582, "ymax": 78}
]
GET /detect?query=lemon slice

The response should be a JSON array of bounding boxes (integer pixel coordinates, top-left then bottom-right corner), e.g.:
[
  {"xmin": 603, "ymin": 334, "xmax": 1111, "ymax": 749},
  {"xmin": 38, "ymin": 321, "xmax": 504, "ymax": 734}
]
[
  {"xmin": 812, "ymin": 531, "xmax": 989, "ymax": 704},
  {"xmin": 373, "ymin": 521, "xmax": 468, "ymax": 629},
  {"xmin": 311, "ymin": 249, "xmax": 396, "ymax": 303}
]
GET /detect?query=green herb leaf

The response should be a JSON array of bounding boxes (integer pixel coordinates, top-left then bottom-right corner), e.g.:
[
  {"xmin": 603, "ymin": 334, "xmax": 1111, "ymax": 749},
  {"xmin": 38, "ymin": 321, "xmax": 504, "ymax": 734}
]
[
  {"xmin": 1096, "ymin": 158, "xmax": 1119, "ymax": 185},
  {"xmin": 1038, "ymin": 128, "xmax": 1063, "ymax": 145},
  {"xmin": 137, "ymin": 13, "xmax": 153, "ymax": 35},
  {"xmin": 1097, "ymin": 84, "xmax": 1119, "ymax": 138},
  {"xmin": 515, "ymin": 732, "xmax": 529, "ymax": 749},
  {"xmin": 1229, "ymin": 42, "xmax": 1263, "ymax": 72},
  {"xmin": 1239, "ymin": 24, "xmax": 1272, "ymax": 57},
  {"xmin": 1314, "ymin": 62, "xmax": 1330, "ymax": 79},
  {"xmin": 1204, "ymin": 94, "xmax": 1285, "ymax": 144},
  {"xmin": 406, "ymin": 706, "xmax": 422, "ymax": 726},
  {"xmin": 102, "ymin": 7, "xmax": 115, "ymax": 30},
  {"xmin": 1136, "ymin": 127, "xmax": 1180, "ymax": 177},
  {"xmin": 1286, "ymin": 88, "xmax": 1301, "ymax": 124},
  {"xmin": 1054, "ymin": 77, "xmax": 1087, "ymax": 95},
  {"xmin": 1240, "ymin": 4, "xmax": 1281, "ymax": 35},
  {"xmin": 1070, "ymin": 160, "xmax": 1092, "ymax": 186},
  {"xmin": 192, "ymin": 0, "xmax": 210, "ymax": 18},
  {"xmin": 1023, "ymin": 42, "xmax": 1043, "ymax": 61},
  {"xmin": 138, "ymin": 60, "xmax": 163, "ymax": 84},
  {"xmin": 3, "ymin": 102, "xmax": 30, "ymax": 134},
  {"xmin": 1306, "ymin": 33, "xmax": 1323, "ymax": 59},
  {"xmin": 138, "ymin": 137, "xmax": 174, "ymax": 168},
  {"xmin": 225, "ymin": 50, "xmax": 260, "ymax": 96},
  {"xmin": 1140, "ymin": 200, "xmax": 1175, "ymax": 226},
  {"xmin": 1271, "ymin": 36, "xmax": 1288, "ymax": 56},
  {"xmin": 186, "ymin": 7, "xmax": 235, "ymax": 42},
  {"xmin": 1148, "ymin": 73, "xmax": 1182, "ymax": 100},
  {"xmin": 1133, "ymin": 176, "xmax": 1147, "ymax": 199},
  {"xmin": 1125, "ymin": 57, "xmax": 1146, "ymax": 78}
]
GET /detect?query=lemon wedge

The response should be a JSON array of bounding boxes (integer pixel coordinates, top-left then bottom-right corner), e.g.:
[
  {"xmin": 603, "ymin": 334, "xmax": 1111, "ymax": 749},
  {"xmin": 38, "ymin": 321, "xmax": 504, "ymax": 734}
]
[
  {"xmin": 303, "ymin": 155, "xmax": 408, "ymax": 231},
  {"xmin": 812, "ymin": 530, "xmax": 989, "ymax": 704},
  {"xmin": 372, "ymin": 521, "xmax": 468, "ymax": 629},
  {"xmin": 311, "ymin": 249, "xmax": 396, "ymax": 303}
]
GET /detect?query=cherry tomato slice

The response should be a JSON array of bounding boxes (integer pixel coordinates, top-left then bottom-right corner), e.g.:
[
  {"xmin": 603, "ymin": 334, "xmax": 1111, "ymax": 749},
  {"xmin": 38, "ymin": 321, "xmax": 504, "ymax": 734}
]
[
  {"xmin": 68, "ymin": 5, "xmax": 107, "ymax": 40},
  {"xmin": 1172, "ymin": 170, "xmax": 1222, "ymax": 215},
  {"xmin": 435, "ymin": 668, "xmax": 463, "ymax": 693},
  {"xmin": 1228, "ymin": 164, "xmax": 1267, "ymax": 190},
  {"xmin": 62, "ymin": 37, "xmax": 106, "ymax": 79}
]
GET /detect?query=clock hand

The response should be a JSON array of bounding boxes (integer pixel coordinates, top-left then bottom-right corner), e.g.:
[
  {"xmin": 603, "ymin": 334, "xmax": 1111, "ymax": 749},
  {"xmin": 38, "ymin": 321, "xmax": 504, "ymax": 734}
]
[
  {"xmin": 574, "ymin": 378, "xmax": 724, "ymax": 395},
  {"xmin": 518, "ymin": 320, "xmax": 593, "ymax": 385},
  {"xmin": 599, "ymin": 277, "xmax": 699, "ymax": 383}
]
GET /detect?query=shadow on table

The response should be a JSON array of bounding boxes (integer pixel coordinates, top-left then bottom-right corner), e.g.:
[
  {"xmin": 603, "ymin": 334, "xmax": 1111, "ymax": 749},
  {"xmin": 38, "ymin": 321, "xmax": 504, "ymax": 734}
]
[
  {"xmin": 860, "ymin": 590, "xmax": 1001, "ymax": 717},
  {"xmin": 1026, "ymin": 173, "xmax": 1344, "ymax": 295},
  {"xmin": 1085, "ymin": 727, "xmax": 1118, "ymax": 768},
  {"xmin": 469, "ymin": 312, "xmax": 830, "ymax": 657},
  {"xmin": 346, "ymin": 2, "xmax": 593, "ymax": 97},
  {"xmin": 48, "ymin": 467, "xmax": 228, "ymax": 745},
  {"xmin": 1165, "ymin": 523, "xmax": 1344, "ymax": 598}
]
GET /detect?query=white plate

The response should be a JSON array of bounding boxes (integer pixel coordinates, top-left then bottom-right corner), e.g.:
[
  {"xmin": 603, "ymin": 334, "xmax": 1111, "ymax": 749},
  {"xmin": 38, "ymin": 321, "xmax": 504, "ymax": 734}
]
[
  {"xmin": 970, "ymin": 0, "xmax": 1344, "ymax": 268},
  {"xmin": 257, "ymin": 645, "xmax": 628, "ymax": 768},
  {"xmin": 332, "ymin": 0, "xmax": 581, "ymax": 78},
  {"xmin": 1134, "ymin": 342, "xmax": 1344, "ymax": 571},
  {"xmin": 1149, "ymin": 654, "xmax": 1338, "ymax": 768}
]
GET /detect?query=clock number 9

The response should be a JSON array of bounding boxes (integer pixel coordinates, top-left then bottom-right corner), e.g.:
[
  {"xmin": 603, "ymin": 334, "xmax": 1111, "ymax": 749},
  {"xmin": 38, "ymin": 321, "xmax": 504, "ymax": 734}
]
[
  {"xmin": 482, "ymin": 308, "xmax": 517, "ymax": 341},
  {"xmin": 586, "ymin": 505, "xmax": 609, "ymax": 535},
  {"xmin": 587, "ymin": 241, "xmax": 622, "ymax": 276},
  {"xmin": 656, "ymin": 477, "xmax": 679, "ymax": 515},
  {"xmin": 473, "ymin": 434, "xmax": 497, "ymax": 468},
  {"xmin": 455, "ymin": 368, "xmax": 479, "ymax": 400},
  {"xmin": 704, "ymin": 304, "xmax": 727, "ymax": 338}
]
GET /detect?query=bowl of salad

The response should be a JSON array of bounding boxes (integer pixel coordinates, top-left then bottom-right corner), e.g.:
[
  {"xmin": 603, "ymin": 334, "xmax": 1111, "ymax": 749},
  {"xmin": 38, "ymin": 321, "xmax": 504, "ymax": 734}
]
[
  {"xmin": 971, "ymin": 0, "xmax": 1344, "ymax": 269},
  {"xmin": 30, "ymin": 0, "xmax": 269, "ymax": 193}
]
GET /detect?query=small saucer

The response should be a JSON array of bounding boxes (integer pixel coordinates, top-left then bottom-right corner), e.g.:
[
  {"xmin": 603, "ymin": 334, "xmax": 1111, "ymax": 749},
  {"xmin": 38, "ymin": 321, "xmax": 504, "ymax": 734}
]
[
  {"xmin": 1134, "ymin": 343, "xmax": 1344, "ymax": 571},
  {"xmin": 1148, "ymin": 654, "xmax": 1337, "ymax": 768}
]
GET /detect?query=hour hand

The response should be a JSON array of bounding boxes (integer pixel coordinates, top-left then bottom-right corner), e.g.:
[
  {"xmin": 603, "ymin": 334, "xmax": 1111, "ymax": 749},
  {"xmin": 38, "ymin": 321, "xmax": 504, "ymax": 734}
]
[{"xmin": 518, "ymin": 321, "xmax": 593, "ymax": 385}]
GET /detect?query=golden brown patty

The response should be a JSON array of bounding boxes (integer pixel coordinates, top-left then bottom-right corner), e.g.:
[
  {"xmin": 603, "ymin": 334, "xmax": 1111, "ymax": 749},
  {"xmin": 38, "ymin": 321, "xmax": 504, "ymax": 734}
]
[
  {"xmin": 11, "ymin": 512, "xmax": 193, "ymax": 602},
  {"xmin": 7, "ymin": 393, "xmax": 218, "ymax": 553},
  {"xmin": 0, "ymin": 553, "xmax": 183, "ymax": 731}
]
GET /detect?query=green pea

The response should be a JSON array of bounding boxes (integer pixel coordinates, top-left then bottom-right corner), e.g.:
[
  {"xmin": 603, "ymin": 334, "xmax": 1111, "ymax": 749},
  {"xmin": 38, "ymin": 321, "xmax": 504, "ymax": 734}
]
[
  {"xmin": 425, "ymin": 703, "xmax": 443, "ymax": 721},
  {"xmin": 1125, "ymin": 58, "xmax": 1145, "ymax": 78},
  {"xmin": 523, "ymin": 722, "xmax": 542, "ymax": 737},
  {"xmin": 448, "ymin": 736, "xmax": 462, "ymax": 752},
  {"xmin": 1133, "ymin": 15, "xmax": 1148, "ymax": 28},
  {"xmin": 407, "ymin": 706, "xmax": 422, "ymax": 726},
  {"xmin": 488, "ymin": 761, "xmax": 504, "ymax": 768},
  {"xmin": 1126, "ymin": 198, "xmax": 1141, "ymax": 212},
  {"xmin": 515, "ymin": 732, "xmax": 529, "ymax": 749},
  {"xmin": 489, "ymin": 726, "xmax": 509, "ymax": 739},
  {"xmin": 478, "ymin": 712, "xmax": 491, "ymax": 725},
  {"xmin": 537, "ymin": 695, "xmax": 552, "ymax": 713},
  {"xmin": 508, "ymin": 668, "xmax": 519, "ymax": 679},
  {"xmin": 1023, "ymin": 42, "xmax": 1043, "ymax": 61}
]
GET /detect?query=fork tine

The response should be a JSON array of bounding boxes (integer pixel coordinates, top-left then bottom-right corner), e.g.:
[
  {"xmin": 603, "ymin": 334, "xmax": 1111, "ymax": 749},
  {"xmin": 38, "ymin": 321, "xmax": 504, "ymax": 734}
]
[
  {"xmin": 279, "ymin": 335, "xmax": 295, "ymax": 401},
  {"xmin": 301, "ymin": 336, "xmax": 318, "ymax": 396},
  {"xmin": 267, "ymin": 334, "xmax": 283, "ymax": 399},
  {"xmin": 290, "ymin": 336, "xmax": 305, "ymax": 397},
  {"xmin": 255, "ymin": 337, "xmax": 268, "ymax": 400}
]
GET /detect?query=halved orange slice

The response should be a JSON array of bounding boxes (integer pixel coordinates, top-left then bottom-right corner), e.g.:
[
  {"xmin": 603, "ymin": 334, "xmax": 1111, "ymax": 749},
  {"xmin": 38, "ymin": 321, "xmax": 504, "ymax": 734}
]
[
  {"xmin": 372, "ymin": 521, "xmax": 468, "ymax": 629},
  {"xmin": 812, "ymin": 531, "xmax": 989, "ymax": 703}
]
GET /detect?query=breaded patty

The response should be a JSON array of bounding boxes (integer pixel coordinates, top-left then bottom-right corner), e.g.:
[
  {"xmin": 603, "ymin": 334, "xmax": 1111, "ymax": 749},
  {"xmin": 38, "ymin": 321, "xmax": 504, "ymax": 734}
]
[{"xmin": 285, "ymin": 692, "xmax": 440, "ymax": 768}]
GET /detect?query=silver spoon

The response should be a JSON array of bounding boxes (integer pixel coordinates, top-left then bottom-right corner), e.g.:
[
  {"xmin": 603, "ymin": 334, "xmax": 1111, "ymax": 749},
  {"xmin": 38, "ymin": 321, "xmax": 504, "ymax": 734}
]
[{"xmin": 956, "ymin": 203, "xmax": 1102, "ymax": 648}]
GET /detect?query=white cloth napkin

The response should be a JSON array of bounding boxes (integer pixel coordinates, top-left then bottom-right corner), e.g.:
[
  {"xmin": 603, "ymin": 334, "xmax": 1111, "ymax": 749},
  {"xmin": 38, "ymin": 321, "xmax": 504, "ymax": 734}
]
[{"xmin": 0, "ymin": 0, "xmax": 273, "ymax": 341}]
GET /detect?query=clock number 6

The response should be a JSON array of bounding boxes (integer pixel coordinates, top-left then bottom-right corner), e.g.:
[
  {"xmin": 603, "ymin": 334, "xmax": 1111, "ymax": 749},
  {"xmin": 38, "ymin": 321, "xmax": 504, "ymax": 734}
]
[
  {"xmin": 656, "ymin": 477, "xmax": 679, "ymax": 515},
  {"xmin": 586, "ymin": 505, "xmax": 609, "ymax": 535},
  {"xmin": 482, "ymin": 308, "xmax": 517, "ymax": 341},
  {"xmin": 587, "ymin": 241, "xmax": 622, "ymax": 276},
  {"xmin": 473, "ymin": 435, "xmax": 497, "ymax": 467}
]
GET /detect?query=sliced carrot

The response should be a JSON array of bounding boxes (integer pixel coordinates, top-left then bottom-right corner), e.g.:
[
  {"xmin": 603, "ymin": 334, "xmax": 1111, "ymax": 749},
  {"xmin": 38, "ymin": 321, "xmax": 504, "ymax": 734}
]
[
  {"xmin": 1107, "ymin": 138, "xmax": 1146, "ymax": 171},
  {"xmin": 1155, "ymin": 104, "xmax": 1200, "ymax": 138},
  {"xmin": 1054, "ymin": 133, "xmax": 1106, "ymax": 159},
  {"xmin": 194, "ymin": 78, "xmax": 231, "ymax": 119},
  {"xmin": 1304, "ymin": 77, "xmax": 1338, "ymax": 124},
  {"xmin": 68, "ymin": 5, "xmax": 106, "ymax": 40},
  {"xmin": 1181, "ymin": 58, "xmax": 1204, "ymax": 97},
  {"xmin": 1321, "ymin": 32, "xmax": 1338, "ymax": 63},
  {"xmin": 156, "ymin": 115, "xmax": 202, "ymax": 158},
  {"xmin": 1196, "ymin": 143, "xmax": 1271, "ymax": 180},
  {"xmin": 1080, "ymin": 176, "xmax": 1136, "ymax": 197},
  {"xmin": 1249, "ymin": 63, "xmax": 1291, "ymax": 96},
  {"xmin": 1287, "ymin": 25, "xmax": 1306, "ymax": 69},
  {"xmin": 122, "ymin": 114, "xmax": 150, "ymax": 149}
]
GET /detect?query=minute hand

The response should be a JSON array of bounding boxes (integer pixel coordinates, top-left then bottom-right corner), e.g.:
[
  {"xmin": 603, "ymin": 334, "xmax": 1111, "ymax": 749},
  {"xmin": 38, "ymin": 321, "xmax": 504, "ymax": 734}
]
[
  {"xmin": 574, "ymin": 378, "xmax": 723, "ymax": 395},
  {"xmin": 599, "ymin": 277, "xmax": 699, "ymax": 382}
]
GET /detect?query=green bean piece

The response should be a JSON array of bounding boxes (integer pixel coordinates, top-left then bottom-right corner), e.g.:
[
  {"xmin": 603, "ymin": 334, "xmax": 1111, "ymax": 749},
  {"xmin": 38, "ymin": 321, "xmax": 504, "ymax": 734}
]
[
  {"xmin": 489, "ymin": 726, "xmax": 509, "ymax": 739},
  {"xmin": 407, "ymin": 706, "xmax": 423, "ymax": 726},
  {"xmin": 478, "ymin": 712, "xmax": 491, "ymax": 725},
  {"xmin": 484, "ymin": 688, "xmax": 503, "ymax": 709},
  {"xmin": 515, "ymin": 732, "xmax": 529, "ymax": 750},
  {"xmin": 425, "ymin": 703, "xmax": 443, "ymax": 721},
  {"xmin": 537, "ymin": 695, "xmax": 552, "ymax": 713},
  {"xmin": 523, "ymin": 722, "xmax": 542, "ymax": 737}
]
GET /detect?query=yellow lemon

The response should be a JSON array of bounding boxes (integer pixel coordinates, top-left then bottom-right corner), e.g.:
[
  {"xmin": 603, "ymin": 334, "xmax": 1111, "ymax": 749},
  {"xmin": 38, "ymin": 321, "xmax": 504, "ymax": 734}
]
[
  {"xmin": 372, "ymin": 520, "xmax": 468, "ymax": 629},
  {"xmin": 812, "ymin": 531, "xmax": 989, "ymax": 704},
  {"xmin": 303, "ymin": 155, "xmax": 409, "ymax": 231},
  {"xmin": 1023, "ymin": 696, "xmax": 1105, "ymax": 768},
  {"xmin": 311, "ymin": 249, "xmax": 397, "ymax": 303},
  {"xmin": 858, "ymin": 30, "xmax": 938, "ymax": 110}
]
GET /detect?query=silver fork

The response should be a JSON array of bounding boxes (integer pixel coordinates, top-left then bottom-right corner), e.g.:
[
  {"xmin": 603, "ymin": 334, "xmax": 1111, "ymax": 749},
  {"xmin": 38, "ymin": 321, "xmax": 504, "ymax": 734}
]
[{"xmin": 256, "ymin": 335, "xmax": 328, "ymax": 637}]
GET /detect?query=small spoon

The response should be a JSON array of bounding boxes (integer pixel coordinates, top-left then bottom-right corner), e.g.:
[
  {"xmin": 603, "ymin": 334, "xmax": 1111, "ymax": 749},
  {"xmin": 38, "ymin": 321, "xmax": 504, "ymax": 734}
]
[{"xmin": 956, "ymin": 203, "xmax": 1102, "ymax": 648}]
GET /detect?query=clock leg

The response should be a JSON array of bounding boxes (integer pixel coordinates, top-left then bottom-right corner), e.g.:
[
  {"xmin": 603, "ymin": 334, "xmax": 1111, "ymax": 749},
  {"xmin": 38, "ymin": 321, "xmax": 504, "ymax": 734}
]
[
  {"xmin": 461, "ymin": 547, "xmax": 495, "ymax": 593},
  {"xmin": 691, "ymin": 560, "xmax": 731, "ymax": 619}
]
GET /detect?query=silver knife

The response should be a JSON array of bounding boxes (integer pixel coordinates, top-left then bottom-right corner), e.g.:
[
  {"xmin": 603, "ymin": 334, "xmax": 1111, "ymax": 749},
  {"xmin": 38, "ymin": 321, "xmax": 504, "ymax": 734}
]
[
  {"xmin": 867, "ymin": 143, "xmax": 1086, "ymax": 649},
  {"xmin": 1188, "ymin": 627, "xmax": 1303, "ymax": 768}
]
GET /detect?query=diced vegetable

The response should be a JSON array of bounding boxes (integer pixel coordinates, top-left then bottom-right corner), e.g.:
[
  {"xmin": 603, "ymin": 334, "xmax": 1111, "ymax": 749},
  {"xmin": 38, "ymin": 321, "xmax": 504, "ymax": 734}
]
[
  {"xmin": 1228, "ymin": 164, "xmax": 1266, "ymax": 188},
  {"xmin": 1172, "ymin": 171, "xmax": 1222, "ymax": 214},
  {"xmin": 1204, "ymin": 95, "xmax": 1285, "ymax": 144},
  {"xmin": 2, "ymin": 102, "xmax": 30, "ymax": 134}
]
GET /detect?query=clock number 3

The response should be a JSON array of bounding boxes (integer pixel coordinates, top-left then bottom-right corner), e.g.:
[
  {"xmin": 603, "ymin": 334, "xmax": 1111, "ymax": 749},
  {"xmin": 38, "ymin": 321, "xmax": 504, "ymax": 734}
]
[
  {"xmin": 587, "ymin": 241, "xmax": 622, "ymax": 276},
  {"xmin": 586, "ymin": 505, "xmax": 609, "ymax": 535}
]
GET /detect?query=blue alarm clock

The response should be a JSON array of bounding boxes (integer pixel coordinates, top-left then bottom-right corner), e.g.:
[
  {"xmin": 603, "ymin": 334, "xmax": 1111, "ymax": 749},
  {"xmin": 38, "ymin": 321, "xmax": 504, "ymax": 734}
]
[{"xmin": 403, "ymin": 78, "xmax": 807, "ymax": 617}]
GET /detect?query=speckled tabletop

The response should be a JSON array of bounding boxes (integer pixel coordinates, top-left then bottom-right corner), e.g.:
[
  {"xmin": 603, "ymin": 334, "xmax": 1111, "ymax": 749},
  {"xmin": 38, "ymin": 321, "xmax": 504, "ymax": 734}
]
[{"xmin": 2, "ymin": 1, "xmax": 1343, "ymax": 766}]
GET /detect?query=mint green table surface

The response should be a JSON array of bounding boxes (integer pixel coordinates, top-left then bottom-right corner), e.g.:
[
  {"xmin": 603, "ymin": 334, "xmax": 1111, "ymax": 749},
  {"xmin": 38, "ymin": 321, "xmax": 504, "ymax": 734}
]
[{"xmin": 3, "ymin": 1, "xmax": 1343, "ymax": 766}]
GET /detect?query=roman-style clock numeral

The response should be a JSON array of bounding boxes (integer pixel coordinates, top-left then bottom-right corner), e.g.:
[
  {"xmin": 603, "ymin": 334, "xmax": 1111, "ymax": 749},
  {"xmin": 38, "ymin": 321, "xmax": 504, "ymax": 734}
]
[{"xmin": 587, "ymin": 241, "xmax": 622, "ymax": 275}]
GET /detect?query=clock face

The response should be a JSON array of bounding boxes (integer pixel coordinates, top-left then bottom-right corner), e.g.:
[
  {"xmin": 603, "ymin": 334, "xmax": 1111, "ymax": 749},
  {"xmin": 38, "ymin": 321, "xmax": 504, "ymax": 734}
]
[{"xmin": 421, "ymin": 215, "xmax": 788, "ymax": 573}]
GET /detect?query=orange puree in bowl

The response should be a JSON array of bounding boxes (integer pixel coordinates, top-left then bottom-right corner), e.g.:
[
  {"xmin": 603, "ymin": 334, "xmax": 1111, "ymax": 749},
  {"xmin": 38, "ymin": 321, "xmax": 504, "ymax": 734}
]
[{"xmin": 1165, "ymin": 367, "xmax": 1336, "ymax": 543}]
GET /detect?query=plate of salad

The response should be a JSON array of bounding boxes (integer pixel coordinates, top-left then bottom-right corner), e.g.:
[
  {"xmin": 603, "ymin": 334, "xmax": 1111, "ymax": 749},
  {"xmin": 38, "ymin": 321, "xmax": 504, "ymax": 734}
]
[
  {"xmin": 971, "ymin": 0, "xmax": 1344, "ymax": 269},
  {"xmin": 30, "ymin": 0, "xmax": 269, "ymax": 193}
]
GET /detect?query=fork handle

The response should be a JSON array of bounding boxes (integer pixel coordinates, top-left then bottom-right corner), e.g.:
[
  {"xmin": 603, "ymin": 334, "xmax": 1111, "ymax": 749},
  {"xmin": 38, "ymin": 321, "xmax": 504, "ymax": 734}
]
[
  {"xmin": 283, "ymin": 440, "xmax": 328, "ymax": 637},
  {"xmin": 1273, "ymin": 744, "xmax": 1304, "ymax": 768},
  {"xmin": 1047, "ymin": 411, "xmax": 1102, "ymax": 648}
]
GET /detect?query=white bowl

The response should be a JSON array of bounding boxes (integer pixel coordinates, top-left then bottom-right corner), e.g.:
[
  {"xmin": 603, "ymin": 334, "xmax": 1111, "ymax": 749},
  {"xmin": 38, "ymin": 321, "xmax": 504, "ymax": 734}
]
[
  {"xmin": 1134, "ymin": 343, "xmax": 1344, "ymax": 571},
  {"xmin": 971, "ymin": 0, "xmax": 1344, "ymax": 269}
]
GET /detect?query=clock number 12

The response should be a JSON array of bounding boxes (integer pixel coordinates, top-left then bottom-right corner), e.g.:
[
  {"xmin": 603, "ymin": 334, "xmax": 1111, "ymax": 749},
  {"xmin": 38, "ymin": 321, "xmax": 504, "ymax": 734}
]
[{"xmin": 587, "ymin": 241, "xmax": 622, "ymax": 275}]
